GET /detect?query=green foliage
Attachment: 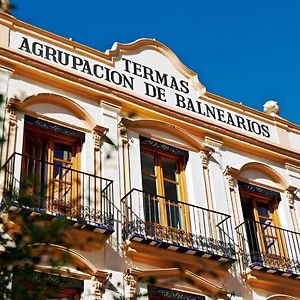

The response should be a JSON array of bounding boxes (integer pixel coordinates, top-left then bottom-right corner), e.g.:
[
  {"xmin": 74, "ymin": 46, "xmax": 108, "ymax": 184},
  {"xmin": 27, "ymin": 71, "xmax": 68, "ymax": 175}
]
[
  {"xmin": 0, "ymin": 94, "xmax": 78, "ymax": 299},
  {"xmin": 0, "ymin": 207, "xmax": 74, "ymax": 299}
]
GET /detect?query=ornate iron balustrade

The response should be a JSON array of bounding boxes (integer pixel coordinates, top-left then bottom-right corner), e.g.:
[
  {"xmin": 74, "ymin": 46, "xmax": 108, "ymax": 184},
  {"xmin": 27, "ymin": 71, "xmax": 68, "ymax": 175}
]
[
  {"xmin": 121, "ymin": 188, "xmax": 236, "ymax": 260},
  {"xmin": 1, "ymin": 152, "xmax": 114, "ymax": 230},
  {"xmin": 236, "ymin": 219, "xmax": 300, "ymax": 275}
]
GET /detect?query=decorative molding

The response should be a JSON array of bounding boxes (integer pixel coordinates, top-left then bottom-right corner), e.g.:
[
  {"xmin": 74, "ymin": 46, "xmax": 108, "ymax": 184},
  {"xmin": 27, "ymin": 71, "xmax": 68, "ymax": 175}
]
[
  {"xmin": 285, "ymin": 190, "xmax": 295, "ymax": 209},
  {"xmin": 200, "ymin": 150, "xmax": 209, "ymax": 168},
  {"xmin": 8, "ymin": 109, "xmax": 16, "ymax": 127},
  {"xmin": 92, "ymin": 126, "xmax": 107, "ymax": 151},
  {"xmin": 92, "ymin": 275, "xmax": 103, "ymax": 300},
  {"xmin": 124, "ymin": 273, "xmax": 137, "ymax": 299},
  {"xmin": 25, "ymin": 115, "xmax": 85, "ymax": 140},
  {"xmin": 223, "ymin": 167, "xmax": 237, "ymax": 191},
  {"xmin": 238, "ymin": 181, "xmax": 280, "ymax": 199},
  {"xmin": 118, "ymin": 121, "xmax": 129, "ymax": 144},
  {"xmin": 140, "ymin": 136, "xmax": 189, "ymax": 158},
  {"xmin": 148, "ymin": 285, "xmax": 205, "ymax": 300},
  {"xmin": 27, "ymin": 271, "xmax": 84, "ymax": 289},
  {"xmin": 6, "ymin": 103, "xmax": 17, "ymax": 127},
  {"xmin": 93, "ymin": 130, "xmax": 102, "ymax": 151}
]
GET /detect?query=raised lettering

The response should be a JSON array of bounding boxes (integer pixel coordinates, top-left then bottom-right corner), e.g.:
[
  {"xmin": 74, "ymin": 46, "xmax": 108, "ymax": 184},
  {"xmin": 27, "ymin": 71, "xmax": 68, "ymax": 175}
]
[
  {"xmin": 18, "ymin": 37, "xmax": 31, "ymax": 53},
  {"xmin": 261, "ymin": 125, "xmax": 270, "ymax": 138},
  {"xmin": 71, "ymin": 56, "xmax": 83, "ymax": 70},
  {"xmin": 179, "ymin": 80, "xmax": 189, "ymax": 94},
  {"xmin": 32, "ymin": 42, "xmax": 43, "ymax": 57},
  {"xmin": 175, "ymin": 93, "xmax": 186, "ymax": 108},
  {"xmin": 44, "ymin": 45, "xmax": 57, "ymax": 62},
  {"xmin": 93, "ymin": 64, "xmax": 104, "ymax": 78}
]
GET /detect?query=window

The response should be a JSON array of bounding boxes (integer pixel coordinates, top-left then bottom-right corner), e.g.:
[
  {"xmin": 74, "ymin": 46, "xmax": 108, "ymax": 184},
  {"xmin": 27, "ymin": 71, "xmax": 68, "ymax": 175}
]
[
  {"xmin": 21, "ymin": 117, "xmax": 83, "ymax": 214},
  {"xmin": 140, "ymin": 138, "xmax": 188, "ymax": 230},
  {"xmin": 239, "ymin": 183, "xmax": 287, "ymax": 265}
]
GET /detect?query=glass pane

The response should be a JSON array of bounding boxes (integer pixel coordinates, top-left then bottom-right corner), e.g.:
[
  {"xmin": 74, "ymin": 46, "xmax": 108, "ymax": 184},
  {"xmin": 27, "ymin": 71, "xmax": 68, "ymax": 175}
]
[
  {"xmin": 141, "ymin": 152, "xmax": 155, "ymax": 175},
  {"xmin": 263, "ymin": 235, "xmax": 280, "ymax": 255},
  {"xmin": 161, "ymin": 157, "xmax": 177, "ymax": 181},
  {"xmin": 54, "ymin": 143, "xmax": 72, "ymax": 161},
  {"xmin": 164, "ymin": 181, "xmax": 178, "ymax": 202},
  {"xmin": 53, "ymin": 182, "xmax": 72, "ymax": 202},
  {"xmin": 166, "ymin": 200, "xmax": 182, "ymax": 228},
  {"xmin": 142, "ymin": 175, "xmax": 157, "ymax": 196},
  {"xmin": 144, "ymin": 193, "xmax": 160, "ymax": 224},
  {"xmin": 53, "ymin": 162, "xmax": 72, "ymax": 182},
  {"xmin": 142, "ymin": 175, "xmax": 160, "ymax": 222},
  {"xmin": 257, "ymin": 202, "xmax": 270, "ymax": 218}
]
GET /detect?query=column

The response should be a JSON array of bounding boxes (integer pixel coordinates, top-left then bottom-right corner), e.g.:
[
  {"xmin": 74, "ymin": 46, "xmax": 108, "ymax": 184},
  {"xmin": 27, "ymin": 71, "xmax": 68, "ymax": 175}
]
[
  {"xmin": 92, "ymin": 125, "xmax": 107, "ymax": 177},
  {"xmin": 118, "ymin": 120, "xmax": 131, "ymax": 195},
  {"xmin": 200, "ymin": 148, "xmax": 216, "ymax": 239},
  {"xmin": 285, "ymin": 189, "xmax": 299, "ymax": 233},
  {"xmin": 223, "ymin": 166, "xmax": 240, "ymax": 228}
]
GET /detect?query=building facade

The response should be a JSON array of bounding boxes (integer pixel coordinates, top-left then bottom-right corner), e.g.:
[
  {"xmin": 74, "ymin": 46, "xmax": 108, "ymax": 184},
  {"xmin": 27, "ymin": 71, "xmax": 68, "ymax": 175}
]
[{"xmin": 1, "ymin": 12, "xmax": 300, "ymax": 299}]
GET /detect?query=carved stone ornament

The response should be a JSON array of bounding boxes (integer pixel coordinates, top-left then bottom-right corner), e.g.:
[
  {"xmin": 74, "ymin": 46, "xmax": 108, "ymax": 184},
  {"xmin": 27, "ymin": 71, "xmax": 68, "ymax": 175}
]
[
  {"xmin": 263, "ymin": 100, "xmax": 279, "ymax": 116},
  {"xmin": 224, "ymin": 168, "xmax": 234, "ymax": 191},
  {"xmin": 92, "ymin": 276, "xmax": 103, "ymax": 300},
  {"xmin": 124, "ymin": 274, "xmax": 137, "ymax": 298},
  {"xmin": 0, "ymin": 0, "xmax": 10, "ymax": 13},
  {"xmin": 6, "ymin": 103, "xmax": 17, "ymax": 127},
  {"xmin": 92, "ymin": 125, "xmax": 107, "ymax": 151},
  {"xmin": 93, "ymin": 130, "xmax": 102, "ymax": 151},
  {"xmin": 200, "ymin": 150, "xmax": 209, "ymax": 168},
  {"xmin": 118, "ymin": 121, "xmax": 129, "ymax": 144},
  {"xmin": 285, "ymin": 190, "xmax": 295, "ymax": 209},
  {"xmin": 8, "ymin": 109, "xmax": 16, "ymax": 127}
]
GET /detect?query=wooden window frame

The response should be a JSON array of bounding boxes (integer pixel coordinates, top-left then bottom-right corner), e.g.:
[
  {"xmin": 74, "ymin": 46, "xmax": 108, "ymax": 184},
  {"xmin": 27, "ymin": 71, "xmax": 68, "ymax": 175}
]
[
  {"xmin": 240, "ymin": 187, "xmax": 287, "ymax": 260},
  {"xmin": 141, "ymin": 144, "xmax": 190, "ymax": 231},
  {"xmin": 23, "ymin": 122, "xmax": 82, "ymax": 215}
]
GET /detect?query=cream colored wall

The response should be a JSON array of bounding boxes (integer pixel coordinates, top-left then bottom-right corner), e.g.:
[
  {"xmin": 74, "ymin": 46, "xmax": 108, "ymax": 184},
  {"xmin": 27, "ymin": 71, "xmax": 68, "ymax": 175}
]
[
  {"xmin": 185, "ymin": 151, "xmax": 206, "ymax": 207},
  {"xmin": 288, "ymin": 131, "xmax": 300, "ymax": 151},
  {"xmin": 7, "ymin": 76, "xmax": 102, "ymax": 127},
  {"xmin": 100, "ymin": 102, "xmax": 121, "ymax": 206},
  {"xmin": 128, "ymin": 131, "xmax": 142, "ymax": 191}
]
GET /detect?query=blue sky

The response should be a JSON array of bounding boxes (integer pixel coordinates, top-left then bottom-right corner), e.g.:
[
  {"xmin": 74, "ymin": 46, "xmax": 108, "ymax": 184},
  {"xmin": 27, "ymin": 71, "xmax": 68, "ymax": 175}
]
[{"xmin": 10, "ymin": 0, "xmax": 300, "ymax": 125}]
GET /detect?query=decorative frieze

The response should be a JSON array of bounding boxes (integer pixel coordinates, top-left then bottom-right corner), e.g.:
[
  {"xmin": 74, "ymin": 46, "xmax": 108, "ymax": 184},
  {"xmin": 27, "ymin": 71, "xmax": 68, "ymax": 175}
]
[
  {"xmin": 140, "ymin": 136, "xmax": 189, "ymax": 158},
  {"xmin": 148, "ymin": 285, "xmax": 205, "ymax": 300},
  {"xmin": 238, "ymin": 181, "xmax": 280, "ymax": 199}
]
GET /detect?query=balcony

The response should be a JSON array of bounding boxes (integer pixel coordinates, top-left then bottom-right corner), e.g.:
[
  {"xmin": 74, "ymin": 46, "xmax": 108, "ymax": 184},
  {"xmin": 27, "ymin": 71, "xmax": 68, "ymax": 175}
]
[
  {"xmin": 121, "ymin": 189, "xmax": 236, "ymax": 262},
  {"xmin": 236, "ymin": 219, "xmax": 300, "ymax": 278},
  {"xmin": 1, "ymin": 153, "xmax": 114, "ymax": 234}
]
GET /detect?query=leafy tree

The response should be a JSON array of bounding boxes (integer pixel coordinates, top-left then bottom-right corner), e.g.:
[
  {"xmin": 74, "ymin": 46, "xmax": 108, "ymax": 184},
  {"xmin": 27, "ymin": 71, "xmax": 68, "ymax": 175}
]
[{"xmin": 0, "ymin": 95, "xmax": 81, "ymax": 299}]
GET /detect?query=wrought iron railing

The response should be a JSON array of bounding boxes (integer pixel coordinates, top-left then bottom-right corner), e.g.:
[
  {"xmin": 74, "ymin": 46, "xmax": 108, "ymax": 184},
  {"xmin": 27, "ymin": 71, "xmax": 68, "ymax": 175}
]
[
  {"xmin": 236, "ymin": 219, "xmax": 300, "ymax": 274},
  {"xmin": 2, "ymin": 152, "xmax": 114, "ymax": 229},
  {"xmin": 121, "ymin": 188, "xmax": 236, "ymax": 259}
]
